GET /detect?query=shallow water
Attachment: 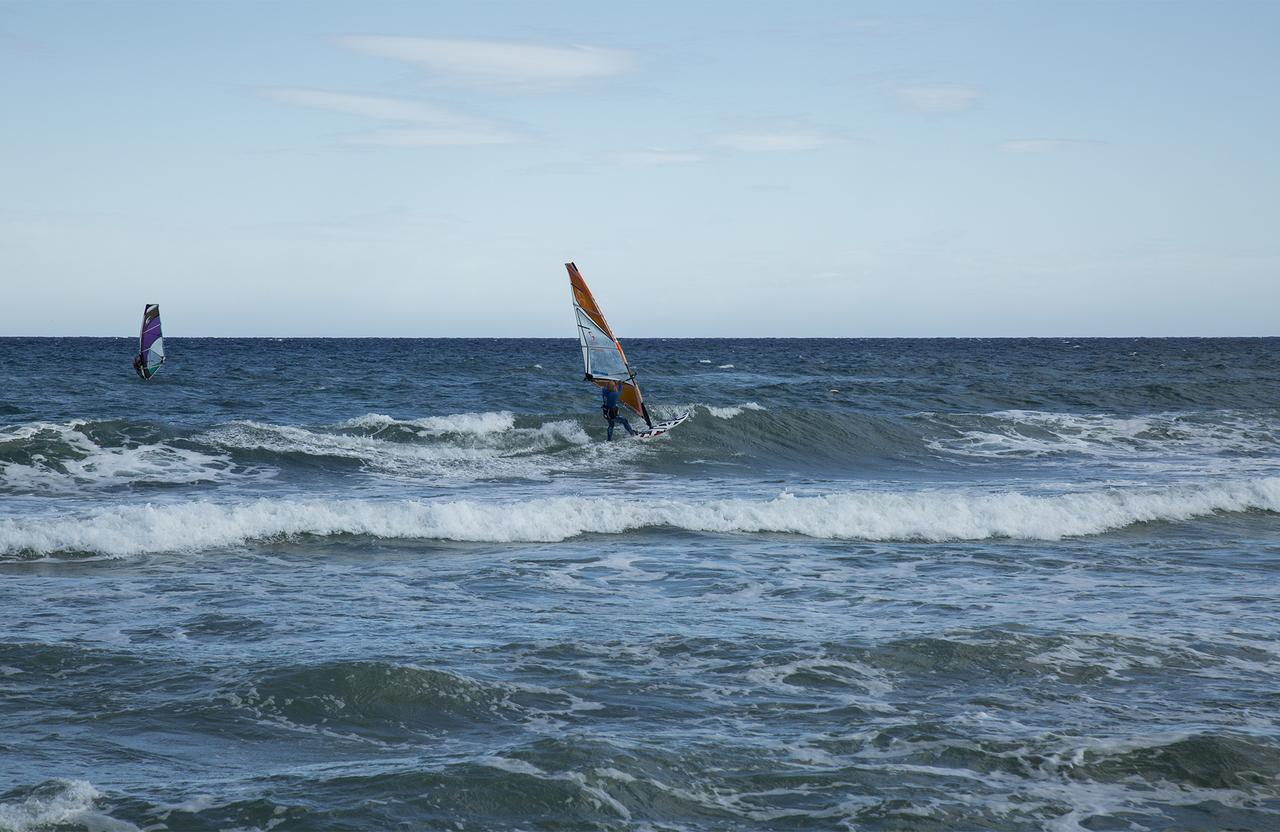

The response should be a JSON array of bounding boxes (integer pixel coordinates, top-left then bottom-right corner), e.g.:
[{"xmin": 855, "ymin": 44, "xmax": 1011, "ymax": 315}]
[{"xmin": 1, "ymin": 337, "xmax": 1278, "ymax": 830}]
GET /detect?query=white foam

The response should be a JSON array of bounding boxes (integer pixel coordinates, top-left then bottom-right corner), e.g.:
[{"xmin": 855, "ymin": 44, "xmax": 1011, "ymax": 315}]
[
  {"xmin": 846, "ymin": 735, "xmax": 1275, "ymax": 831},
  {"xmin": 718, "ymin": 364, "xmax": 735, "ymax": 369},
  {"xmin": 704, "ymin": 402, "xmax": 766, "ymax": 420},
  {"xmin": 4, "ymin": 478, "xmax": 1277, "ymax": 558},
  {"xmin": 209, "ymin": 421, "xmax": 489, "ymax": 466},
  {"xmin": 658, "ymin": 402, "xmax": 764, "ymax": 420},
  {"xmin": 341, "ymin": 411, "xmax": 517, "ymax": 436},
  {"xmin": 744, "ymin": 654, "xmax": 894, "ymax": 699},
  {"xmin": 0, "ymin": 779, "xmax": 139, "ymax": 832},
  {"xmin": 204, "ymin": 417, "xmax": 593, "ymax": 481},
  {"xmin": 927, "ymin": 409, "xmax": 1280, "ymax": 473},
  {"xmin": 0, "ymin": 422, "xmax": 258, "ymax": 493},
  {"xmin": 478, "ymin": 755, "xmax": 545, "ymax": 776},
  {"xmin": 476, "ymin": 758, "xmax": 632, "ymax": 819},
  {"xmin": 527, "ymin": 419, "xmax": 593, "ymax": 445}
]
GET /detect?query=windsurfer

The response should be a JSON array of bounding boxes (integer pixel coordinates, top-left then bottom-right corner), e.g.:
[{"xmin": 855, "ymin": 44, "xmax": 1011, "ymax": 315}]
[
  {"xmin": 132, "ymin": 353, "xmax": 145, "ymax": 379},
  {"xmin": 601, "ymin": 381, "xmax": 636, "ymax": 440}
]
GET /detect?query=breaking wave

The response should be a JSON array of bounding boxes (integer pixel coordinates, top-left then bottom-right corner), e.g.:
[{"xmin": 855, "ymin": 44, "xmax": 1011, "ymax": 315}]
[
  {"xmin": 923, "ymin": 409, "xmax": 1279, "ymax": 464},
  {"xmin": 0, "ymin": 779, "xmax": 136, "ymax": 832},
  {"xmin": 660, "ymin": 402, "xmax": 765, "ymax": 421},
  {"xmin": 704, "ymin": 402, "xmax": 766, "ymax": 420},
  {"xmin": 4, "ymin": 407, "xmax": 1278, "ymax": 497},
  {"xmin": 340, "ymin": 411, "xmax": 518, "ymax": 436},
  {"xmin": 203, "ymin": 414, "xmax": 595, "ymax": 481},
  {"xmin": 4, "ymin": 478, "xmax": 1277, "ymax": 558},
  {"xmin": 0, "ymin": 421, "xmax": 258, "ymax": 494}
]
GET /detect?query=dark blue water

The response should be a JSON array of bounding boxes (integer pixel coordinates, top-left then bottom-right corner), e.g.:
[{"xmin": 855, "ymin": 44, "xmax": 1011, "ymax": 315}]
[{"xmin": 2, "ymin": 338, "xmax": 1278, "ymax": 830}]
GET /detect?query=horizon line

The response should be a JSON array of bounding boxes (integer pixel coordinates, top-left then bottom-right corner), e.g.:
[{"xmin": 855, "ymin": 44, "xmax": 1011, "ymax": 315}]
[{"xmin": 3, "ymin": 334, "xmax": 1278, "ymax": 340}]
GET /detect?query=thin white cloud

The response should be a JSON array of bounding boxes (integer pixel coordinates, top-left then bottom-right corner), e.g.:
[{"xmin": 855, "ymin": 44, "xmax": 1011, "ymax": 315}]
[
  {"xmin": 712, "ymin": 130, "xmax": 842, "ymax": 152},
  {"xmin": 999, "ymin": 138, "xmax": 1098, "ymax": 153},
  {"xmin": 336, "ymin": 36, "xmax": 632, "ymax": 89},
  {"xmin": 616, "ymin": 150, "xmax": 705, "ymax": 165},
  {"xmin": 896, "ymin": 85, "xmax": 981, "ymax": 113},
  {"xmin": 264, "ymin": 88, "xmax": 525, "ymax": 146},
  {"xmin": 267, "ymin": 89, "xmax": 460, "ymax": 122},
  {"xmin": 350, "ymin": 127, "xmax": 522, "ymax": 147}
]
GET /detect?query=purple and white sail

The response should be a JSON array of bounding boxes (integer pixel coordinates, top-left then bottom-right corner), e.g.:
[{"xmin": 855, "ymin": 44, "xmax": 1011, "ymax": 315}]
[{"xmin": 135, "ymin": 304, "xmax": 165, "ymax": 380}]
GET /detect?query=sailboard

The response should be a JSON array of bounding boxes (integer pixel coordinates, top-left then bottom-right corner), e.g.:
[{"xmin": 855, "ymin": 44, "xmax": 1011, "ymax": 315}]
[
  {"xmin": 566, "ymin": 262, "xmax": 688, "ymax": 439},
  {"xmin": 134, "ymin": 303, "xmax": 165, "ymax": 380}
]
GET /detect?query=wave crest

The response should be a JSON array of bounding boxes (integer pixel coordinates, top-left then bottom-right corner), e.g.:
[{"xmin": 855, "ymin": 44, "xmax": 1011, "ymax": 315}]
[
  {"xmin": 341, "ymin": 411, "xmax": 518, "ymax": 436},
  {"xmin": 0, "ymin": 421, "xmax": 255, "ymax": 494},
  {"xmin": 204, "ymin": 414, "xmax": 593, "ymax": 481},
  {"xmin": 0, "ymin": 779, "xmax": 135, "ymax": 832},
  {"xmin": 925, "ymin": 409, "xmax": 1279, "ymax": 466},
  {"xmin": 4, "ymin": 478, "xmax": 1277, "ymax": 558}
]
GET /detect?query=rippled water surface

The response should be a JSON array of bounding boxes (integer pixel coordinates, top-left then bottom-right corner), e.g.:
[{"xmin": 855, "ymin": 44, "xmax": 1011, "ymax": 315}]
[{"xmin": 1, "ymin": 337, "xmax": 1278, "ymax": 830}]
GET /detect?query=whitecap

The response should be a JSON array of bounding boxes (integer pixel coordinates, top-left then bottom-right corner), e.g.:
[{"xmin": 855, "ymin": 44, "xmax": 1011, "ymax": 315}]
[
  {"xmin": 341, "ymin": 411, "xmax": 517, "ymax": 436},
  {"xmin": 0, "ymin": 780, "xmax": 138, "ymax": 832},
  {"xmin": 203, "ymin": 417, "xmax": 597, "ymax": 482},
  {"xmin": 924, "ymin": 409, "xmax": 1280, "ymax": 476},
  {"xmin": 704, "ymin": 402, "xmax": 766, "ymax": 420},
  {"xmin": 5, "ymin": 477, "xmax": 1278, "ymax": 558},
  {"xmin": 0, "ymin": 422, "xmax": 263, "ymax": 494}
]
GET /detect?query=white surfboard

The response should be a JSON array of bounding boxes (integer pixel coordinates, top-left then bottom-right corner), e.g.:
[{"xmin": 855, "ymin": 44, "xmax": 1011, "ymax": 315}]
[{"xmin": 634, "ymin": 412, "xmax": 690, "ymax": 439}]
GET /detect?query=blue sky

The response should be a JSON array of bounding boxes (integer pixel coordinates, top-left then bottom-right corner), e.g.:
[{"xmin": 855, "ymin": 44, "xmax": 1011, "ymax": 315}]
[{"xmin": 2, "ymin": 0, "xmax": 1277, "ymax": 336}]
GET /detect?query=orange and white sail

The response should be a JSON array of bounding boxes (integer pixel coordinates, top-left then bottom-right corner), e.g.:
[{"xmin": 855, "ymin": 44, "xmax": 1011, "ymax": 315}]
[{"xmin": 566, "ymin": 262, "xmax": 652, "ymax": 427}]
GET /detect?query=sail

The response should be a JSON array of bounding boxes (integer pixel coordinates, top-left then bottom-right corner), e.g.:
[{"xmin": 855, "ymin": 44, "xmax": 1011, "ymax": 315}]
[
  {"xmin": 137, "ymin": 304, "xmax": 165, "ymax": 379},
  {"xmin": 566, "ymin": 262, "xmax": 651, "ymax": 426}
]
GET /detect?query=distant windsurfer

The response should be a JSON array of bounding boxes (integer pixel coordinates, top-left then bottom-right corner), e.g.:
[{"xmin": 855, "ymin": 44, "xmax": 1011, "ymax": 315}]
[
  {"xmin": 601, "ymin": 380, "xmax": 636, "ymax": 440},
  {"xmin": 132, "ymin": 353, "xmax": 145, "ymax": 379}
]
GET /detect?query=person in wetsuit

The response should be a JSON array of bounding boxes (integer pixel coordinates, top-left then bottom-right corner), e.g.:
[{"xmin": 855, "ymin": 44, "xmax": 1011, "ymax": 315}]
[
  {"xmin": 601, "ymin": 380, "xmax": 636, "ymax": 440},
  {"xmin": 132, "ymin": 352, "xmax": 146, "ymax": 379}
]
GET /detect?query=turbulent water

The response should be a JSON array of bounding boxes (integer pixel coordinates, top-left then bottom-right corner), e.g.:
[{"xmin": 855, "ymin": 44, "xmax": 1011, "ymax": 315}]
[{"xmin": 2, "ymin": 337, "xmax": 1278, "ymax": 831}]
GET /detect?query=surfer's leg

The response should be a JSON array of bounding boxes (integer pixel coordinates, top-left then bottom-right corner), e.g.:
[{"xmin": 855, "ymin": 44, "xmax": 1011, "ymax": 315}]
[
  {"xmin": 607, "ymin": 416, "xmax": 616, "ymax": 441},
  {"xmin": 620, "ymin": 417, "xmax": 634, "ymax": 435}
]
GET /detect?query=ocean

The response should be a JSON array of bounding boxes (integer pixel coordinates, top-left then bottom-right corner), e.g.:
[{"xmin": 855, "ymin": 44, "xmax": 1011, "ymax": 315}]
[{"xmin": 1, "ymin": 336, "xmax": 1278, "ymax": 831}]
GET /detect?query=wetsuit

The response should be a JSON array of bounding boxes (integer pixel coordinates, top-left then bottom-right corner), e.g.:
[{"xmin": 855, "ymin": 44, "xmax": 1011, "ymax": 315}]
[{"xmin": 601, "ymin": 387, "xmax": 635, "ymax": 440}]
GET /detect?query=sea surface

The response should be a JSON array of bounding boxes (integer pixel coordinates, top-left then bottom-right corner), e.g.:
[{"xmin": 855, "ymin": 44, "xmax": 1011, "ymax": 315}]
[{"xmin": 1, "ymin": 337, "xmax": 1278, "ymax": 831}]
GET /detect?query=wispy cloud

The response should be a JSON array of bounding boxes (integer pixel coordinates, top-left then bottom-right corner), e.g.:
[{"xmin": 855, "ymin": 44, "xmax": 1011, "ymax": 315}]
[
  {"xmin": 895, "ymin": 85, "xmax": 981, "ymax": 113},
  {"xmin": 616, "ymin": 150, "xmax": 705, "ymax": 165},
  {"xmin": 264, "ymin": 88, "xmax": 525, "ymax": 146},
  {"xmin": 267, "ymin": 89, "xmax": 461, "ymax": 123},
  {"xmin": 336, "ymin": 36, "xmax": 632, "ymax": 90},
  {"xmin": 347, "ymin": 127, "xmax": 522, "ymax": 147},
  {"xmin": 712, "ymin": 129, "xmax": 843, "ymax": 152},
  {"xmin": 999, "ymin": 138, "xmax": 1100, "ymax": 153}
]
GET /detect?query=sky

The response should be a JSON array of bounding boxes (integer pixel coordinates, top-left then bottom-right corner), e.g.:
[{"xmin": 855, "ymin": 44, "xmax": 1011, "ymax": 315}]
[{"xmin": 1, "ymin": 0, "xmax": 1277, "ymax": 337}]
